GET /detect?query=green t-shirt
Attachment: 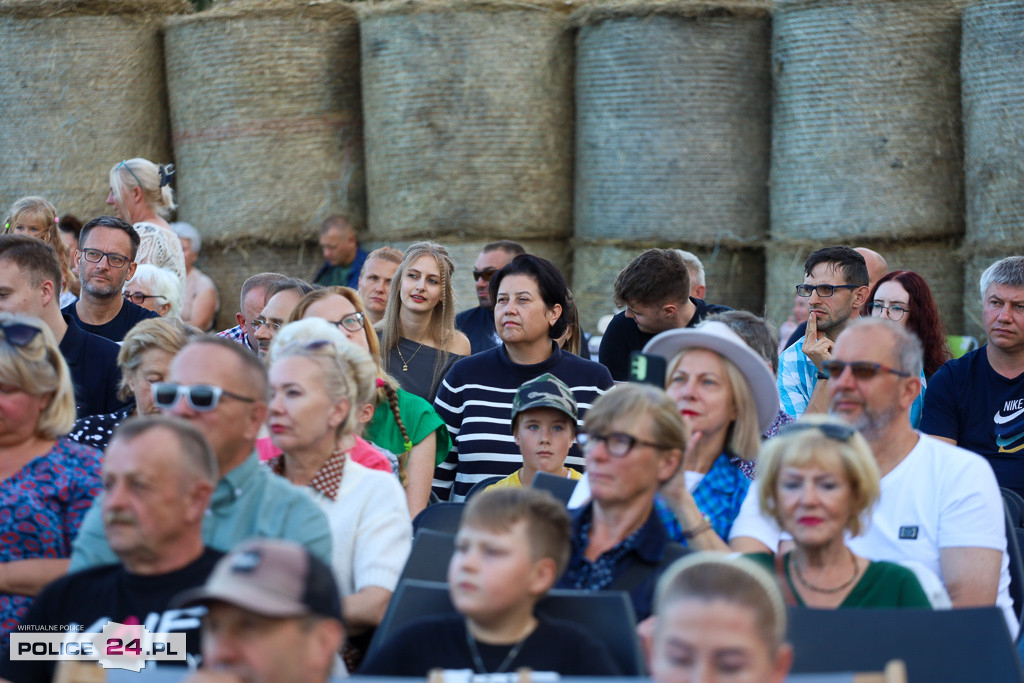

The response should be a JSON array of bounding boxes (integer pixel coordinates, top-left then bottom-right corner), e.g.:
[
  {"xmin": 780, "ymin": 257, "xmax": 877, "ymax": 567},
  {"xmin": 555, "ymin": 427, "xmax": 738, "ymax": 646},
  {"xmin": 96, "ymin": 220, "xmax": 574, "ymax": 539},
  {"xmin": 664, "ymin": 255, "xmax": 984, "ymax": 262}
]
[
  {"xmin": 746, "ymin": 552, "xmax": 933, "ymax": 609},
  {"xmin": 366, "ymin": 386, "xmax": 451, "ymax": 465}
]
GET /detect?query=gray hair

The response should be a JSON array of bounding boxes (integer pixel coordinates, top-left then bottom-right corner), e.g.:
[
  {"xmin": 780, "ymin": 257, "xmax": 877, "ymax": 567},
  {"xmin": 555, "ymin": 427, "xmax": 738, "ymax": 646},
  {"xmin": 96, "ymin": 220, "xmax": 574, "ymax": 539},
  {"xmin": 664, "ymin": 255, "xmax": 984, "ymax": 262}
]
[
  {"xmin": 980, "ymin": 256, "xmax": 1024, "ymax": 301},
  {"xmin": 126, "ymin": 264, "xmax": 184, "ymax": 317},
  {"xmin": 675, "ymin": 249, "xmax": 705, "ymax": 288},
  {"xmin": 171, "ymin": 222, "xmax": 201, "ymax": 254},
  {"xmin": 843, "ymin": 318, "xmax": 923, "ymax": 379}
]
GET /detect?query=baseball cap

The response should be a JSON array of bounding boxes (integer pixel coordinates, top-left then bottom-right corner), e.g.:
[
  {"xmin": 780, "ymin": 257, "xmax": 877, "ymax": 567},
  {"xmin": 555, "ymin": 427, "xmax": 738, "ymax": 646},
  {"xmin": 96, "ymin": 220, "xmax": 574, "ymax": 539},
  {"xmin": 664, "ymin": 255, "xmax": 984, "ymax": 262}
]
[
  {"xmin": 510, "ymin": 373, "xmax": 578, "ymax": 433},
  {"xmin": 642, "ymin": 321, "xmax": 780, "ymax": 432},
  {"xmin": 173, "ymin": 539, "xmax": 343, "ymax": 623}
]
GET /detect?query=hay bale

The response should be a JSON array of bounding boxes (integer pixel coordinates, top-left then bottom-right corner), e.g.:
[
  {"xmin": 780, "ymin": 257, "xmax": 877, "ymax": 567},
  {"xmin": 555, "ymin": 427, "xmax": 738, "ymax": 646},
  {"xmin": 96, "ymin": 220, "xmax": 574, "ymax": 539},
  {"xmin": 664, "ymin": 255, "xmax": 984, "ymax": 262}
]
[
  {"xmin": 765, "ymin": 239, "xmax": 964, "ymax": 342},
  {"xmin": 364, "ymin": 237, "xmax": 572, "ymax": 318},
  {"xmin": 771, "ymin": 0, "xmax": 966, "ymax": 241},
  {"xmin": 962, "ymin": 0, "xmax": 1024, "ymax": 243},
  {"xmin": 573, "ymin": 241, "xmax": 764, "ymax": 333},
  {"xmin": 359, "ymin": 0, "xmax": 574, "ymax": 240},
  {"xmin": 164, "ymin": 0, "xmax": 363, "ymax": 243},
  {"xmin": 573, "ymin": 1, "xmax": 771, "ymax": 244},
  {"xmin": 0, "ymin": 0, "xmax": 188, "ymax": 218}
]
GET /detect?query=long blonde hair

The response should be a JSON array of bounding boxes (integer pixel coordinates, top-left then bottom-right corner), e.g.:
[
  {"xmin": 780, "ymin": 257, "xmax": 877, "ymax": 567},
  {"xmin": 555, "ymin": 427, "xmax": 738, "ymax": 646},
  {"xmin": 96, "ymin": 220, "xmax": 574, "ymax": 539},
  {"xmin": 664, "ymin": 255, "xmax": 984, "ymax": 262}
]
[{"xmin": 3, "ymin": 196, "xmax": 76, "ymax": 296}]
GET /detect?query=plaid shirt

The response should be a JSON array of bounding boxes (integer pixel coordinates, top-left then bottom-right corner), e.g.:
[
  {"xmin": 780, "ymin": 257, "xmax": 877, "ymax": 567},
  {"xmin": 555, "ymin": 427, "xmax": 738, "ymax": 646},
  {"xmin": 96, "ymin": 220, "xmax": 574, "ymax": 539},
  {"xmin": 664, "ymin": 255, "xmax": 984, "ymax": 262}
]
[
  {"xmin": 777, "ymin": 334, "xmax": 817, "ymax": 417},
  {"xmin": 657, "ymin": 453, "xmax": 751, "ymax": 545},
  {"xmin": 218, "ymin": 324, "xmax": 249, "ymax": 349}
]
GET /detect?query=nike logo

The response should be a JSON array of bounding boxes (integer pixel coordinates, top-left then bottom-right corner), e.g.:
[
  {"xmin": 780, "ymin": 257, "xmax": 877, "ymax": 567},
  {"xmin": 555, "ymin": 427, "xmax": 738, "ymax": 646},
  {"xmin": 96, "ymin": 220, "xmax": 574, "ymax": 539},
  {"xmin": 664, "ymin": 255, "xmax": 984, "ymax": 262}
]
[{"xmin": 994, "ymin": 408, "xmax": 1024, "ymax": 425}]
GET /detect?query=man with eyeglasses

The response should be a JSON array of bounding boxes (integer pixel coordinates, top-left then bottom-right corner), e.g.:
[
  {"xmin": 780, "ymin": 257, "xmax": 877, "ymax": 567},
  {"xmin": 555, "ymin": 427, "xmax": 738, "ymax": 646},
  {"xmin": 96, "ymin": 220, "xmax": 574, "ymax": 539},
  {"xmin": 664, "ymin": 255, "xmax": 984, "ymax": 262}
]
[
  {"xmin": 731, "ymin": 318, "xmax": 1015, "ymax": 634},
  {"xmin": 252, "ymin": 277, "xmax": 316, "ymax": 358},
  {"xmin": 61, "ymin": 216, "xmax": 159, "ymax": 342},
  {"xmin": 923, "ymin": 256, "xmax": 1024, "ymax": 501},
  {"xmin": 0, "ymin": 234, "xmax": 126, "ymax": 417},
  {"xmin": 777, "ymin": 246, "xmax": 869, "ymax": 418},
  {"xmin": 68, "ymin": 336, "xmax": 332, "ymax": 572},
  {"xmin": 455, "ymin": 240, "xmax": 525, "ymax": 354}
]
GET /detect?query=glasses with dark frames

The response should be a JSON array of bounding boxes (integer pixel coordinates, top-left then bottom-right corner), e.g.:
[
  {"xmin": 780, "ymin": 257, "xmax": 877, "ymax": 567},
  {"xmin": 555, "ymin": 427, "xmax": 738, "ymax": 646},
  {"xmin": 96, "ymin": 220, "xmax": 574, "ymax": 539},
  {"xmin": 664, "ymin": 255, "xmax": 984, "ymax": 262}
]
[
  {"xmin": 123, "ymin": 291, "xmax": 166, "ymax": 306},
  {"xmin": 577, "ymin": 431, "xmax": 670, "ymax": 458},
  {"xmin": 870, "ymin": 302, "xmax": 909, "ymax": 321},
  {"xmin": 329, "ymin": 312, "xmax": 365, "ymax": 333},
  {"xmin": 795, "ymin": 284, "xmax": 860, "ymax": 298},
  {"xmin": 80, "ymin": 248, "xmax": 131, "ymax": 269},
  {"xmin": 821, "ymin": 360, "xmax": 911, "ymax": 380}
]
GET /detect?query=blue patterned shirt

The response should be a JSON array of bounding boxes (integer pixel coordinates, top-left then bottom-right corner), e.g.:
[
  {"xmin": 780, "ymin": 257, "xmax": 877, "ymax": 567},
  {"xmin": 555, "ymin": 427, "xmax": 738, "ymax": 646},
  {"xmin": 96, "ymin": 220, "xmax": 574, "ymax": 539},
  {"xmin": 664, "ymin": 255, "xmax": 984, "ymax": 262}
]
[
  {"xmin": 657, "ymin": 453, "xmax": 750, "ymax": 544},
  {"xmin": 777, "ymin": 335, "xmax": 817, "ymax": 417},
  {"xmin": 217, "ymin": 324, "xmax": 249, "ymax": 349},
  {"xmin": 0, "ymin": 439, "xmax": 103, "ymax": 646}
]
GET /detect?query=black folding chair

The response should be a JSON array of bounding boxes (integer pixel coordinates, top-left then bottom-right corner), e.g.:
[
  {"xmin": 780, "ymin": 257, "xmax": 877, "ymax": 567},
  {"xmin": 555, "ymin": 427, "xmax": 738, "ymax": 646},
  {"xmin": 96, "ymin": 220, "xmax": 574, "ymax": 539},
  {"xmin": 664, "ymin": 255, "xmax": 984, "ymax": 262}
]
[
  {"xmin": 464, "ymin": 475, "xmax": 506, "ymax": 500},
  {"xmin": 531, "ymin": 471, "xmax": 579, "ymax": 505},
  {"xmin": 412, "ymin": 502, "xmax": 464, "ymax": 534},
  {"xmin": 398, "ymin": 528, "xmax": 455, "ymax": 583},
  {"xmin": 1003, "ymin": 487, "xmax": 1024, "ymax": 528}
]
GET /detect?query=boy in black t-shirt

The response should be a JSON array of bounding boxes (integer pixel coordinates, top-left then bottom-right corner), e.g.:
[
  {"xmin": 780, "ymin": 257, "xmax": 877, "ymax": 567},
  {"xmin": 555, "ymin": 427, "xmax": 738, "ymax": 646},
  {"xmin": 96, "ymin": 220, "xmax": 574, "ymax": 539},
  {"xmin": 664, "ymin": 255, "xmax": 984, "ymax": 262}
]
[{"xmin": 360, "ymin": 488, "xmax": 619, "ymax": 676}]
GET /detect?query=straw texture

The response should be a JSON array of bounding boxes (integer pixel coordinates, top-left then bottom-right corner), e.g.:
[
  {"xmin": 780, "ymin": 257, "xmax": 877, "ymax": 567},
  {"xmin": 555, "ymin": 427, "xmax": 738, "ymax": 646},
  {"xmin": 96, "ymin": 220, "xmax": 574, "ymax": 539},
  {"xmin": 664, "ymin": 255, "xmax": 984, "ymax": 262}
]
[
  {"xmin": 962, "ymin": 0, "xmax": 1024, "ymax": 243},
  {"xmin": 771, "ymin": 0, "xmax": 966, "ymax": 241},
  {"xmin": 573, "ymin": 242, "xmax": 764, "ymax": 332},
  {"xmin": 0, "ymin": 1, "xmax": 186, "ymax": 218},
  {"xmin": 164, "ymin": 0, "xmax": 363, "ymax": 243},
  {"xmin": 574, "ymin": 10, "xmax": 770, "ymax": 243},
  {"xmin": 765, "ymin": 239, "xmax": 963, "ymax": 336},
  {"xmin": 360, "ymin": 0, "xmax": 574, "ymax": 240}
]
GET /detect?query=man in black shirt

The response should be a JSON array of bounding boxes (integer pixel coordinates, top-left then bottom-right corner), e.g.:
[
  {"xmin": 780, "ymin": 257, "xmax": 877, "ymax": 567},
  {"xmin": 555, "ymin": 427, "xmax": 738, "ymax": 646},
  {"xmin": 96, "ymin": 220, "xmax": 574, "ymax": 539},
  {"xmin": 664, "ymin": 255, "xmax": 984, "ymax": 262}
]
[
  {"xmin": 598, "ymin": 249, "xmax": 730, "ymax": 381},
  {"xmin": 62, "ymin": 216, "xmax": 158, "ymax": 342},
  {"xmin": 0, "ymin": 417, "xmax": 221, "ymax": 682}
]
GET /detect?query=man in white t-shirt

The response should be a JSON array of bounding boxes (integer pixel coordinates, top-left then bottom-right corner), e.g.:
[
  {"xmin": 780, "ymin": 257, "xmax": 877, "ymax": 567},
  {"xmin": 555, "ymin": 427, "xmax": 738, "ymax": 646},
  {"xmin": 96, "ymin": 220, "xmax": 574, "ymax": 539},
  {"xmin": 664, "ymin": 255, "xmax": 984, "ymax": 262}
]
[{"xmin": 731, "ymin": 318, "xmax": 1015, "ymax": 634}]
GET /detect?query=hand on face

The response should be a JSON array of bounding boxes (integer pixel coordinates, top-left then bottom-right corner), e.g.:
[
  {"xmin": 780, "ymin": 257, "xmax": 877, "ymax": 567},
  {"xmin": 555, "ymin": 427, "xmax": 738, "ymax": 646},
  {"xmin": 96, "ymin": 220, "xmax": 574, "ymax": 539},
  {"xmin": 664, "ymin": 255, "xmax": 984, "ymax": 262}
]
[{"xmin": 802, "ymin": 312, "xmax": 833, "ymax": 372}]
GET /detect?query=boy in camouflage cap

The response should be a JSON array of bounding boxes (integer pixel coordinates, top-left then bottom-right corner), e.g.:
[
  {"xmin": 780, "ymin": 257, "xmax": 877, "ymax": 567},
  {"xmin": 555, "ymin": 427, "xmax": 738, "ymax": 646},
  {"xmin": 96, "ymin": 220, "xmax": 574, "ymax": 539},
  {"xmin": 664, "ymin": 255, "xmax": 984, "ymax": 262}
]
[{"xmin": 488, "ymin": 373, "xmax": 582, "ymax": 490}]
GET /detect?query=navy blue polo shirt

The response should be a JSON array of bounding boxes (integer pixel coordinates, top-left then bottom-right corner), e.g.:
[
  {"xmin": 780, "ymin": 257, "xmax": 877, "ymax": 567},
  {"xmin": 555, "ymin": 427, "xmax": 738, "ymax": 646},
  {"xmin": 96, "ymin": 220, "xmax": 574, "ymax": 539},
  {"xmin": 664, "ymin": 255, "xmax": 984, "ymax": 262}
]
[{"xmin": 59, "ymin": 315, "xmax": 130, "ymax": 418}]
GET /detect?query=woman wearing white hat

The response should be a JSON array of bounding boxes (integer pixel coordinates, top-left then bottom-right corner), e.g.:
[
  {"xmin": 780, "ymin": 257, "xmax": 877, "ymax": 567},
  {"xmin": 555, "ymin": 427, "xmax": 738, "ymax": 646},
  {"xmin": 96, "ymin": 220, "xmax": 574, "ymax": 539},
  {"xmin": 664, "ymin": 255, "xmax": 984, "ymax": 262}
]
[{"xmin": 643, "ymin": 321, "xmax": 780, "ymax": 546}]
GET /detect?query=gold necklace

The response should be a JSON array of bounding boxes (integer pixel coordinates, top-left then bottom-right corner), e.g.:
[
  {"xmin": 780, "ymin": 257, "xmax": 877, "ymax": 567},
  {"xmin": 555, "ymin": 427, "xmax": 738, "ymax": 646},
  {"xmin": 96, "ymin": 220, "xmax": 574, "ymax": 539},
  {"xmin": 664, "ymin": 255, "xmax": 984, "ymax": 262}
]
[
  {"xmin": 395, "ymin": 341, "xmax": 424, "ymax": 372},
  {"xmin": 790, "ymin": 549, "xmax": 861, "ymax": 594}
]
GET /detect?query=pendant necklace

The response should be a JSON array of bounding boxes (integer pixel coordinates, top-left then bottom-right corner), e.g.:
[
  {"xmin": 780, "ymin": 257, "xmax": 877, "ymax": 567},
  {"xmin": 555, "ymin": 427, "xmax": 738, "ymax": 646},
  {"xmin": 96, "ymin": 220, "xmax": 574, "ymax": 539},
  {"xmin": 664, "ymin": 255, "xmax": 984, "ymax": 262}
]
[{"xmin": 395, "ymin": 342, "xmax": 423, "ymax": 372}]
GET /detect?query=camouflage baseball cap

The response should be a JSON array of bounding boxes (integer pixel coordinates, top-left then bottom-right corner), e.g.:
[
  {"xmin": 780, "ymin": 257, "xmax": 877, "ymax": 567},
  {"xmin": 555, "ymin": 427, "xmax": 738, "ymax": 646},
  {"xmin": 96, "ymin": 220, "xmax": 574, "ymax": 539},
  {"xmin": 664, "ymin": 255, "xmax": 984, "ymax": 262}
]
[{"xmin": 510, "ymin": 373, "xmax": 578, "ymax": 432}]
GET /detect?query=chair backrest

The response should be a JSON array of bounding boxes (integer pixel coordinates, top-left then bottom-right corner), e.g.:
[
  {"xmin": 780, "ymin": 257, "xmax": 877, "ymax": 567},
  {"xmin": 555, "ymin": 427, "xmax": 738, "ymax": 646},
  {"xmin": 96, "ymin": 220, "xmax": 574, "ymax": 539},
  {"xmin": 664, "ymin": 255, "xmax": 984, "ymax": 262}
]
[
  {"xmin": 398, "ymin": 529, "xmax": 456, "ymax": 583},
  {"xmin": 786, "ymin": 606, "xmax": 1023, "ymax": 681},
  {"xmin": 412, "ymin": 501, "xmax": 465, "ymax": 534},
  {"xmin": 531, "ymin": 471, "xmax": 579, "ymax": 505},
  {"xmin": 366, "ymin": 580, "xmax": 646, "ymax": 675},
  {"xmin": 1003, "ymin": 488, "xmax": 1024, "ymax": 528},
  {"xmin": 1003, "ymin": 503, "xmax": 1024, "ymax": 638},
  {"xmin": 464, "ymin": 475, "xmax": 507, "ymax": 500}
]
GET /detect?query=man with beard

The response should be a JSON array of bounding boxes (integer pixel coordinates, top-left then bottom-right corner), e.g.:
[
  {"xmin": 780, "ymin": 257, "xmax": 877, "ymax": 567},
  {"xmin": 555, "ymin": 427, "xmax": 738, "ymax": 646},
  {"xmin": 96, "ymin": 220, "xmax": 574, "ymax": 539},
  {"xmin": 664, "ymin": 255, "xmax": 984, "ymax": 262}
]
[
  {"xmin": 730, "ymin": 319, "xmax": 1015, "ymax": 635},
  {"xmin": 0, "ymin": 417, "xmax": 221, "ymax": 681},
  {"xmin": 62, "ymin": 216, "xmax": 159, "ymax": 342},
  {"xmin": 777, "ymin": 246, "xmax": 870, "ymax": 417}
]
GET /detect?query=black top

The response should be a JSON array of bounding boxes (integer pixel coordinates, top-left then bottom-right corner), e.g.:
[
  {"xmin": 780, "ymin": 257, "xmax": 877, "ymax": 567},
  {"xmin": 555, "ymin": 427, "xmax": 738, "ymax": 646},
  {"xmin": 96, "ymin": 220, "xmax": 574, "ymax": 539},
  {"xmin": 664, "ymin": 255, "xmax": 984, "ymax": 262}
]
[
  {"xmin": 359, "ymin": 613, "xmax": 620, "ymax": 677},
  {"xmin": 598, "ymin": 297, "xmax": 732, "ymax": 381},
  {"xmin": 455, "ymin": 305, "xmax": 500, "ymax": 355},
  {"xmin": 62, "ymin": 299, "xmax": 160, "ymax": 343},
  {"xmin": 58, "ymin": 315, "xmax": 131, "ymax": 418},
  {"xmin": 0, "ymin": 548, "xmax": 223, "ymax": 683}
]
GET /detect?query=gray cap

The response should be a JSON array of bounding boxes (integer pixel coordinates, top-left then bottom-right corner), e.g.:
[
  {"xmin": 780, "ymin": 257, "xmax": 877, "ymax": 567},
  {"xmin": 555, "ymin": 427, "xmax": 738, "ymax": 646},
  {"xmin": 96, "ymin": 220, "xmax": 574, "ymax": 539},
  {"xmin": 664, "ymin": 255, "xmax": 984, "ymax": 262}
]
[{"xmin": 510, "ymin": 373, "xmax": 578, "ymax": 433}]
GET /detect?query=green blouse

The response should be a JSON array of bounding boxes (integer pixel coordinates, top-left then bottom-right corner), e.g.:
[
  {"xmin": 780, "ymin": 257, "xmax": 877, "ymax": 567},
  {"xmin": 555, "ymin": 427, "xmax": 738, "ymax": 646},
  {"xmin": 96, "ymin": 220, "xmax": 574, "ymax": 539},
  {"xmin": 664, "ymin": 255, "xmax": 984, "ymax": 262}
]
[
  {"xmin": 366, "ymin": 386, "xmax": 451, "ymax": 466},
  {"xmin": 746, "ymin": 552, "xmax": 933, "ymax": 609}
]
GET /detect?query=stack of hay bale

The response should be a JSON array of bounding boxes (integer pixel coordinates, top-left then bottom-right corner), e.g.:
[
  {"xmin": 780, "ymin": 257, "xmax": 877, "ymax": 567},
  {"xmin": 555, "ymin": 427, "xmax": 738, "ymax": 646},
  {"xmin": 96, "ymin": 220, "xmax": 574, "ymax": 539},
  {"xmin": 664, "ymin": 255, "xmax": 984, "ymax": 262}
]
[
  {"xmin": 0, "ymin": 0, "xmax": 189, "ymax": 219},
  {"xmin": 164, "ymin": 0, "xmax": 364, "ymax": 320},
  {"xmin": 570, "ymin": 0, "xmax": 772, "ymax": 331},
  {"xmin": 358, "ymin": 0, "xmax": 576, "ymax": 312},
  {"xmin": 767, "ymin": 0, "xmax": 967, "ymax": 334}
]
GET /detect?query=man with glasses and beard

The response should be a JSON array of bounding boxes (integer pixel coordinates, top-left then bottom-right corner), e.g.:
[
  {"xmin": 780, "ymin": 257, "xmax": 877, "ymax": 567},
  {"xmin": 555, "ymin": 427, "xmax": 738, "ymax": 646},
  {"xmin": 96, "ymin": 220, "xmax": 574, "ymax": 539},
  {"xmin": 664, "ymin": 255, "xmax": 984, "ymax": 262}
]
[
  {"xmin": 777, "ymin": 246, "xmax": 870, "ymax": 418},
  {"xmin": 62, "ymin": 216, "xmax": 159, "ymax": 342},
  {"xmin": 68, "ymin": 336, "xmax": 331, "ymax": 571},
  {"xmin": 730, "ymin": 319, "xmax": 1015, "ymax": 636}
]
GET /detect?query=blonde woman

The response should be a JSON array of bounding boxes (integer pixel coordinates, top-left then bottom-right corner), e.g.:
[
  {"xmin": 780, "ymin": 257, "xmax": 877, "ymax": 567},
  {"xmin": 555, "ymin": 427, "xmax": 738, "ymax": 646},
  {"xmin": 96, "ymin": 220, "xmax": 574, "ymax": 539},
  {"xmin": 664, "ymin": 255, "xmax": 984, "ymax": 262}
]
[
  {"xmin": 379, "ymin": 242, "xmax": 470, "ymax": 401},
  {"xmin": 0, "ymin": 313, "xmax": 103, "ymax": 639},
  {"xmin": 106, "ymin": 158, "xmax": 186, "ymax": 283}
]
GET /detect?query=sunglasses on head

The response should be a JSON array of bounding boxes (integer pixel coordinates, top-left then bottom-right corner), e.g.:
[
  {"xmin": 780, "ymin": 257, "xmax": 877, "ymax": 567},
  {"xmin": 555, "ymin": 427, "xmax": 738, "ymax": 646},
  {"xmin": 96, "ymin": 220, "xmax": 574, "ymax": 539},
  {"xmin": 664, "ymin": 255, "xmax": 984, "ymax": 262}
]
[
  {"xmin": 152, "ymin": 382, "xmax": 256, "ymax": 412},
  {"xmin": 1, "ymin": 322, "xmax": 43, "ymax": 348},
  {"xmin": 779, "ymin": 421, "xmax": 856, "ymax": 442}
]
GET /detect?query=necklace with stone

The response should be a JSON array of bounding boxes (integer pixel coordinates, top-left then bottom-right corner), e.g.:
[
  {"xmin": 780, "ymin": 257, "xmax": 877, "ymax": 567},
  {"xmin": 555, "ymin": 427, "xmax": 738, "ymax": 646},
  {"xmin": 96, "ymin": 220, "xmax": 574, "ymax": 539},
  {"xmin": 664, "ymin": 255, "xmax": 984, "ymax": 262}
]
[
  {"xmin": 395, "ymin": 341, "xmax": 423, "ymax": 372},
  {"xmin": 791, "ymin": 548, "xmax": 861, "ymax": 594}
]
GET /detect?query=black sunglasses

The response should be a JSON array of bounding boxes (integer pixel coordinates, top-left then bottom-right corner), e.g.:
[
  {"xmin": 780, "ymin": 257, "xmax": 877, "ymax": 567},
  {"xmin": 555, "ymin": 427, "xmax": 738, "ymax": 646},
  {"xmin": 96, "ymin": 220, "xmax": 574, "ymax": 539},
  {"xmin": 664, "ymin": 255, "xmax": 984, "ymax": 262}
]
[
  {"xmin": 473, "ymin": 268, "xmax": 498, "ymax": 282},
  {"xmin": 1, "ymin": 322, "xmax": 43, "ymax": 348},
  {"xmin": 821, "ymin": 360, "xmax": 911, "ymax": 380}
]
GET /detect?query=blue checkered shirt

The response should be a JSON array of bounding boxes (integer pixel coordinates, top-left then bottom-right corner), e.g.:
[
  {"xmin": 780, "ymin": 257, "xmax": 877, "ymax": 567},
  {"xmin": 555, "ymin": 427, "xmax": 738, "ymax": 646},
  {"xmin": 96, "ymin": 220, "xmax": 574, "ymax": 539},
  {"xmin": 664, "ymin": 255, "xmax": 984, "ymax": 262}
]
[
  {"xmin": 777, "ymin": 335, "xmax": 817, "ymax": 417},
  {"xmin": 657, "ymin": 453, "xmax": 751, "ymax": 545}
]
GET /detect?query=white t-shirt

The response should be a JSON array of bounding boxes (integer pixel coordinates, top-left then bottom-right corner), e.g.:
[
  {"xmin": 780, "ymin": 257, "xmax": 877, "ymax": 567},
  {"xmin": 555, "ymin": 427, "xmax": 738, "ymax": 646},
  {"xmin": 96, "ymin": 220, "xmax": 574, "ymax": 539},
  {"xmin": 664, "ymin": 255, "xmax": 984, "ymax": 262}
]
[{"xmin": 731, "ymin": 433, "xmax": 1016, "ymax": 635}]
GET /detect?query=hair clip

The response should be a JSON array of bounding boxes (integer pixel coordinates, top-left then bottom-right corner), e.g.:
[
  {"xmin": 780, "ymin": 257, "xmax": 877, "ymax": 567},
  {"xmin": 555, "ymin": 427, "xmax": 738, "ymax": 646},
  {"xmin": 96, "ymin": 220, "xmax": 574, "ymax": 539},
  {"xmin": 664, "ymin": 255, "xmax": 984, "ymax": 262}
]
[
  {"xmin": 376, "ymin": 377, "xmax": 386, "ymax": 388},
  {"xmin": 158, "ymin": 164, "xmax": 175, "ymax": 187}
]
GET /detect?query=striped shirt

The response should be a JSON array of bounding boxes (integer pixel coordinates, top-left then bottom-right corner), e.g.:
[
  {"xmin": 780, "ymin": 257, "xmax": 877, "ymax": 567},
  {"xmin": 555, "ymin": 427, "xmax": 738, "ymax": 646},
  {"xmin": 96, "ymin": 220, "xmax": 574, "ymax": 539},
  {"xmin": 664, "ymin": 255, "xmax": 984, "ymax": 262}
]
[{"xmin": 432, "ymin": 343, "xmax": 613, "ymax": 501}]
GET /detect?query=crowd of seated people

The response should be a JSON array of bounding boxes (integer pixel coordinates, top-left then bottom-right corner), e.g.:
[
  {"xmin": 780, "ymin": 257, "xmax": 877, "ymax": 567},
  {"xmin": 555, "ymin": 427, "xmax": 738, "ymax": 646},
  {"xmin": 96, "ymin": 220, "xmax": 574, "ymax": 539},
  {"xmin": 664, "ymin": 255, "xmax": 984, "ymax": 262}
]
[{"xmin": 1, "ymin": 176, "xmax": 1023, "ymax": 680}]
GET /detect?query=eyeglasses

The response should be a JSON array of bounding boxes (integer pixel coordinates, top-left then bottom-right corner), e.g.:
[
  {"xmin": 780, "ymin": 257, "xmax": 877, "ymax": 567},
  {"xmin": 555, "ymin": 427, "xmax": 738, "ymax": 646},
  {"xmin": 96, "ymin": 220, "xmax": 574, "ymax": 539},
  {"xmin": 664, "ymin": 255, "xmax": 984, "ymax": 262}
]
[
  {"xmin": 329, "ymin": 312, "xmax": 365, "ymax": 333},
  {"xmin": 821, "ymin": 360, "xmax": 911, "ymax": 380},
  {"xmin": 152, "ymin": 382, "xmax": 256, "ymax": 412},
  {"xmin": 0, "ymin": 322, "xmax": 43, "ymax": 347},
  {"xmin": 870, "ymin": 302, "xmax": 909, "ymax": 321},
  {"xmin": 123, "ymin": 291, "xmax": 166, "ymax": 306},
  {"xmin": 473, "ymin": 268, "xmax": 498, "ymax": 282},
  {"xmin": 251, "ymin": 317, "xmax": 281, "ymax": 333},
  {"xmin": 795, "ymin": 284, "xmax": 860, "ymax": 298},
  {"xmin": 779, "ymin": 422, "xmax": 856, "ymax": 442},
  {"xmin": 81, "ymin": 248, "xmax": 131, "ymax": 269},
  {"xmin": 577, "ymin": 431, "xmax": 669, "ymax": 458}
]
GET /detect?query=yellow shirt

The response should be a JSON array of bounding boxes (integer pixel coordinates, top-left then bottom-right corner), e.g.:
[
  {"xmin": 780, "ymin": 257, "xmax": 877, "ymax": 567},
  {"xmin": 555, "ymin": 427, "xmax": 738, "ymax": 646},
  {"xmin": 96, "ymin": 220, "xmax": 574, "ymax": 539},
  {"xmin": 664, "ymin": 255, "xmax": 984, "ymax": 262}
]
[{"xmin": 487, "ymin": 468, "xmax": 582, "ymax": 490}]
